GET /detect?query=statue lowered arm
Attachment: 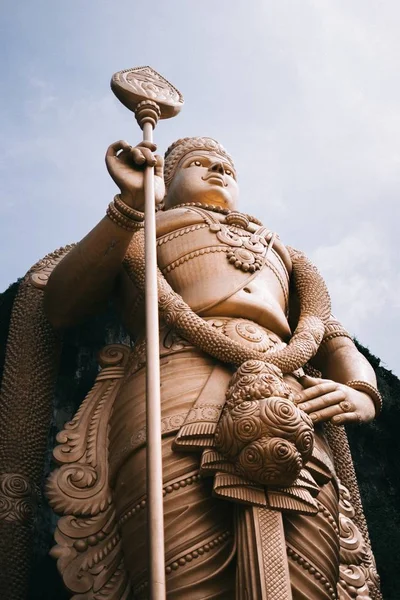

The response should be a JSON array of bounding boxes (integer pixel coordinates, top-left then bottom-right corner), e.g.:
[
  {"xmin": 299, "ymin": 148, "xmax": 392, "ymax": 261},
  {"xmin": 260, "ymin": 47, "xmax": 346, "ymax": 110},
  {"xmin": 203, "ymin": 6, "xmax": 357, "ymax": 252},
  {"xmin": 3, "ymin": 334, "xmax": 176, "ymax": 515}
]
[
  {"xmin": 296, "ymin": 316, "xmax": 379, "ymax": 426},
  {"xmin": 286, "ymin": 265, "xmax": 380, "ymax": 425}
]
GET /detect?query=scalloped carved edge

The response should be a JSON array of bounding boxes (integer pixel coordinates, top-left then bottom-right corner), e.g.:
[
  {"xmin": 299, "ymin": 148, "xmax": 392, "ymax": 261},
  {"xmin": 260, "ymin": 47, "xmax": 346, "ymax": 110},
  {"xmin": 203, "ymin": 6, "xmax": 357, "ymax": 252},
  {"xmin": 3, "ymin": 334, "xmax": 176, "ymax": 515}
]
[
  {"xmin": 29, "ymin": 244, "xmax": 75, "ymax": 289},
  {"xmin": 337, "ymin": 481, "xmax": 379, "ymax": 599},
  {"xmin": 114, "ymin": 65, "xmax": 184, "ymax": 104},
  {"xmin": 46, "ymin": 344, "xmax": 132, "ymax": 599}
]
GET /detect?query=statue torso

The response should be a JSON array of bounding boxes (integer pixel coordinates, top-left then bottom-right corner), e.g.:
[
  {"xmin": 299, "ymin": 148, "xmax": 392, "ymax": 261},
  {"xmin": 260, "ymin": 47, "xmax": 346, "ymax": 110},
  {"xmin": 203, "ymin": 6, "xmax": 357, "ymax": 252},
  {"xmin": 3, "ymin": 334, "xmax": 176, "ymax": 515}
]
[{"xmin": 118, "ymin": 205, "xmax": 293, "ymax": 340}]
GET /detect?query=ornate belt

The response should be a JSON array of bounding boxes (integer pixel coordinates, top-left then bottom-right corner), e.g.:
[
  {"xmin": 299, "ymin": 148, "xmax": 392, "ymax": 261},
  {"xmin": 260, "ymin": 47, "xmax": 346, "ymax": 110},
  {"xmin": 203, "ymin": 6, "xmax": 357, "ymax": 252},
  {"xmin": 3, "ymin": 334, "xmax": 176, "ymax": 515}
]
[{"xmin": 126, "ymin": 317, "xmax": 287, "ymax": 376}]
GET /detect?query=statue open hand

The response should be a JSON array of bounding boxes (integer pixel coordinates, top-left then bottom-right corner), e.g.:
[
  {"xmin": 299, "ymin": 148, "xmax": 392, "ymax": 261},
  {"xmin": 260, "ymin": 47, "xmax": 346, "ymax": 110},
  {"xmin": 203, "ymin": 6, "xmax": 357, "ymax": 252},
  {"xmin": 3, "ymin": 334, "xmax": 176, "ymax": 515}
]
[
  {"xmin": 294, "ymin": 376, "xmax": 376, "ymax": 425},
  {"xmin": 105, "ymin": 140, "xmax": 165, "ymax": 211}
]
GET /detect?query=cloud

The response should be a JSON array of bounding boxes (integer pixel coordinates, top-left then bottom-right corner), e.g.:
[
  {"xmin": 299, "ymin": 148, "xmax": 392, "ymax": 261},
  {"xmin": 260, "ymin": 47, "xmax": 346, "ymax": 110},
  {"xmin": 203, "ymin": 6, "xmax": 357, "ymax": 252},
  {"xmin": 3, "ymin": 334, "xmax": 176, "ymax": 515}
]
[
  {"xmin": 311, "ymin": 221, "xmax": 399, "ymax": 333},
  {"xmin": 0, "ymin": 0, "xmax": 399, "ymax": 373}
]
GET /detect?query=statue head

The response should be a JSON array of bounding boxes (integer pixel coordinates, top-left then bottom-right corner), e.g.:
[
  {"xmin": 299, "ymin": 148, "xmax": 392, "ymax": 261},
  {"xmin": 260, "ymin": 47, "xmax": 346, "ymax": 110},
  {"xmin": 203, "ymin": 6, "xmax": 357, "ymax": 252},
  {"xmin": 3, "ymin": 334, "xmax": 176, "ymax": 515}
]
[{"xmin": 163, "ymin": 137, "xmax": 239, "ymax": 210}]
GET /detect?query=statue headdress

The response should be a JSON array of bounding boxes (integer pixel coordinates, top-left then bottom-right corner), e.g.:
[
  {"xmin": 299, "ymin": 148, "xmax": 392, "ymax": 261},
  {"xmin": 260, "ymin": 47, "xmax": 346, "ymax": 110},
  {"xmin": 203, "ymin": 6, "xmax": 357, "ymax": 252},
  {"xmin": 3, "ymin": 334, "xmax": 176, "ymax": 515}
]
[{"xmin": 164, "ymin": 136, "xmax": 235, "ymax": 188}]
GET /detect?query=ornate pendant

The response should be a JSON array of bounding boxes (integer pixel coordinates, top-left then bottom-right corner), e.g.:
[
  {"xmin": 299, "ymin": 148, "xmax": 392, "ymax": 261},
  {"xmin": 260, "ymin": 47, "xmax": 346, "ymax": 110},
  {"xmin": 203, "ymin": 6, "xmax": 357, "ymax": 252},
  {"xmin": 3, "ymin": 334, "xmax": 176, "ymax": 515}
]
[{"xmin": 212, "ymin": 222, "xmax": 268, "ymax": 273}]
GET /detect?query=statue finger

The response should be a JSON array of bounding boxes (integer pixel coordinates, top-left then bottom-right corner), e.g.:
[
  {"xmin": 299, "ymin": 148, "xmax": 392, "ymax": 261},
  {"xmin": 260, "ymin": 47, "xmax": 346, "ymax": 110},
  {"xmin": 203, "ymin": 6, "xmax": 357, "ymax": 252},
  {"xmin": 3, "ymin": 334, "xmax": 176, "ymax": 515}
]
[
  {"xmin": 139, "ymin": 146, "xmax": 158, "ymax": 167},
  {"xmin": 105, "ymin": 140, "xmax": 132, "ymax": 160},
  {"xmin": 105, "ymin": 141, "xmax": 132, "ymax": 175},
  {"xmin": 297, "ymin": 389, "xmax": 346, "ymax": 413},
  {"xmin": 308, "ymin": 404, "xmax": 344, "ymax": 423},
  {"xmin": 130, "ymin": 147, "xmax": 146, "ymax": 165},
  {"xmin": 296, "ymin": 381, "xmax": 338, "ymax": 402},
  {"xmin": 137, "ymin": 140, "xmax": 157, "ymax": 152},
  {"xmin": 154, "ymin": 154, "xmax": 164, "ymax": 178},
  {"xmin": 331, "ymin": 412, "xmax": 362, "ymax": 425},
  {"xmin": 299, "ymin": 375, "xmax": 325, "ymax": 388}
]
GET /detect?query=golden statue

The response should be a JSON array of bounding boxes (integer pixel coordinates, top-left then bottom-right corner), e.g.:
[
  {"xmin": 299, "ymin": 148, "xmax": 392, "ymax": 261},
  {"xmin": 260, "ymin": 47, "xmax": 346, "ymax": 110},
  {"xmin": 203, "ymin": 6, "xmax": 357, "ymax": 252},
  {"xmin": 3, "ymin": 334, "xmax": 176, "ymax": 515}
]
[
  {"xmin": 41, "ymin": 133, "xmax": 380, "ymax": 599},
  {"xmin": 0, "ymin": 68, "xmax": 382, "ymax": 599}
]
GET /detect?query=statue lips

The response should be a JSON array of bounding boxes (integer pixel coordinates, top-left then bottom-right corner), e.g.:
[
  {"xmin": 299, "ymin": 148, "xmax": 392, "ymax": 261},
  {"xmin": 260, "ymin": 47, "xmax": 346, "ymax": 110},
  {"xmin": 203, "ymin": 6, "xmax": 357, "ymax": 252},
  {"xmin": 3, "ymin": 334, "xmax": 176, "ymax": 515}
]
[{"xmin": 202, "ymin": 173, "xmax": 227, "ymax": 187}]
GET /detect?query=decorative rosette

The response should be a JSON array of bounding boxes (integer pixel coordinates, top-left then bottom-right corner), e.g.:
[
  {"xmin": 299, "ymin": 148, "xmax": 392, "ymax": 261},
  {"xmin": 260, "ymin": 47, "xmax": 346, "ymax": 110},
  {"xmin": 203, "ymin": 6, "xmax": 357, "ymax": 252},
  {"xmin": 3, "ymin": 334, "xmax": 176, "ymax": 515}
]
[
  {"xmin": 237, "ymin": 437, "xmax": 303, "ymax": 486},
  {"xmin": 215, "ymin": 360, "xmax": 314, "ymax": 487}
]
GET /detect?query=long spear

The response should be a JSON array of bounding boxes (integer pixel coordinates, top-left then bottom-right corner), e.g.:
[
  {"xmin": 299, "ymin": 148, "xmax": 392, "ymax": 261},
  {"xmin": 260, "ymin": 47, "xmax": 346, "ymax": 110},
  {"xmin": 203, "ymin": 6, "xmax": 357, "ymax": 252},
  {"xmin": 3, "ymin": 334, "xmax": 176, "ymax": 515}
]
[{"xmin": 111, "ymin": 67, "xmax": 184, "ymax": 600}]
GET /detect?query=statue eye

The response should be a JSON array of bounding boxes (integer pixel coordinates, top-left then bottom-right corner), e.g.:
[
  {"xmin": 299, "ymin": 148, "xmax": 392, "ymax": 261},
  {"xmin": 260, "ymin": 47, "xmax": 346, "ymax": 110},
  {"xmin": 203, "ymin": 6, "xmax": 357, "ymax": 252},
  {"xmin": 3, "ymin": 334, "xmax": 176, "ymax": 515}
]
[
  {"xmin": 225, "ymin": 169, "xmax": 232, "ymax": 176},
  {"xmin": 189, "ymin": 160, "xmax": 202, "ymax": 167}
]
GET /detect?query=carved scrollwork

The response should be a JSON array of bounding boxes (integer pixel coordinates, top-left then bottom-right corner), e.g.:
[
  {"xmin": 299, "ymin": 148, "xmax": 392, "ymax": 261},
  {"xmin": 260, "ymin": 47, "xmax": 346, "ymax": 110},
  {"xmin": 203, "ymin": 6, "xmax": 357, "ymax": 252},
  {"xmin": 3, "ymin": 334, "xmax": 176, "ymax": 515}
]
[
  {"xmin": 163, "ymin": 328, "xmax": 193, "ymax": 352},
  {"xmin": 46, "ymin": 344, "xmax": 131, "ymax": 599},
  {"xmin": 337, "ymin": 481, "xmax": 377, "ymax": 599},
  {"xmin": 51, "ymin": 507, "xmax": 130, "ymax": 599},
  {"xmin": 339, "ymin": 513, "xmax": 368, "ymax": 566},
  {"xmin": 120, "ymin": 66, "xmax": 183, "ymax": 105},
  {"xmin": 338, "ymin": 565, "xmax": 371, "ymax": 599},
  {"xmin": 29, "ymin": 245, "xmax": 75, "ymax": 289}
]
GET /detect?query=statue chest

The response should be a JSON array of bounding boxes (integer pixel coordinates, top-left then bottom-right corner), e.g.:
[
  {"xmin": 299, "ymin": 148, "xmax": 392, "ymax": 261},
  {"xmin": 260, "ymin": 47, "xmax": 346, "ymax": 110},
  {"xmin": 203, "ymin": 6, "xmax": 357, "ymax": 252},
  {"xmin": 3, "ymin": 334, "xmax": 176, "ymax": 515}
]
[{"xmin": 155, "ymin": 207, "xmax": 290, "ymax": 317}]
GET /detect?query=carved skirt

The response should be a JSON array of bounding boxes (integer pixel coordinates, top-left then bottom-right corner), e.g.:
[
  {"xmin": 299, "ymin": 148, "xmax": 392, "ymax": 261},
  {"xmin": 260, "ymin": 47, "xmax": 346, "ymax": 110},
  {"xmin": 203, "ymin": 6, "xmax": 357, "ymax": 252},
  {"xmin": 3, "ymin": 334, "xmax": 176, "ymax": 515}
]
[{"xmin": 108, "ymin": 332, "xmax": 340, "ymax": 599}]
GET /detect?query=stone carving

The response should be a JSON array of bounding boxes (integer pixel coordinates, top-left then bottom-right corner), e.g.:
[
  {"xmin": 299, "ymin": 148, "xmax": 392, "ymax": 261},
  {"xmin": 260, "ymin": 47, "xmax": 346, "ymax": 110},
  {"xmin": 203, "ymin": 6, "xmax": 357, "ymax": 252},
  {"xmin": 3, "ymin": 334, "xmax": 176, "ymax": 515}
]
[
  {"xmin": 111, "ymin": 66, "xmax": 184, "ymax": 119},
  {"xmin": 123, "ymin": 224, "xmax": 330, "ymax": 374},
  {"xmin": 0, "ymin": 246, "xmax": 71, "ymax": 599},
  {"xmin": 0, "ymin": 473, "xmax": 36, "ymax": 524},
  {"xmin": 44, "ymin": 133, "xmax": 382, "ymax": 598},
  {"xmin": 215, "ymin": 360, "xmax": 314, "ymax": 487},
  {"xmin": 123, "ymin": 68, "xmax": 182, "ymax": 104},
  {"xmin": 0, "ymin": 126, "xmax": 383, "ymax": 599},
  {"xmin": 46, "ymin": 344, "xmax": 131, "ymax": 599},
  {"xmin": 337, "ymin": 482, "xmax": 379, "ymax": 599},
  {"xmin": 30, "ymin": 244, "xmax": 75, "ymax": 289}
]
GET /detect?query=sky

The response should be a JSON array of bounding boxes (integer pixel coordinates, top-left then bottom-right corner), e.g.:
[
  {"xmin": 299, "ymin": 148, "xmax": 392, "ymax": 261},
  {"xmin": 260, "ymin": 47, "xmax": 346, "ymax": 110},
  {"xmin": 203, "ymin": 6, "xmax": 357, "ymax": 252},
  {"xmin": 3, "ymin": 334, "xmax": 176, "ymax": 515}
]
[{"xmin": 0, "ymin": 0, "xmax": 399, "ymax": 375}]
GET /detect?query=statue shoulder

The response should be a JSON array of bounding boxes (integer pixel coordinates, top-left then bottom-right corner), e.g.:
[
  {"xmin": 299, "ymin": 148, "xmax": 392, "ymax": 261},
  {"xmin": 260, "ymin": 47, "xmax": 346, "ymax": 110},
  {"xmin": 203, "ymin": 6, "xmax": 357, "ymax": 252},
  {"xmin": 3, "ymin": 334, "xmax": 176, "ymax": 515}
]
[{"xmin": 156, "ymin": 207, "xmax": 202, "ymax": 237}]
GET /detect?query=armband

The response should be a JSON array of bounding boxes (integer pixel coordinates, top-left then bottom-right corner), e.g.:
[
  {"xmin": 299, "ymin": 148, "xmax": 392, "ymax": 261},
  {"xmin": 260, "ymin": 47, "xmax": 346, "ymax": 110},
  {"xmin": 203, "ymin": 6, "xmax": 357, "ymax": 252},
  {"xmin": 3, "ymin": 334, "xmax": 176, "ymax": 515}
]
[{"xmin": 319, "ymin": 317, "xmax": 352, "ymax": 346}]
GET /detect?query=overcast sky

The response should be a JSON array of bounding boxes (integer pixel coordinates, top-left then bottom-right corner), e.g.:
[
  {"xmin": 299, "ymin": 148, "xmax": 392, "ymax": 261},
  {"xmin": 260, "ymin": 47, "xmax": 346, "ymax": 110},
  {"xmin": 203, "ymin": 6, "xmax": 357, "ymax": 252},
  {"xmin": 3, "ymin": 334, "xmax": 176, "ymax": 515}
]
[{"xmin": 1, "ymin": 0, "xmax": 399, "ymax": 375}]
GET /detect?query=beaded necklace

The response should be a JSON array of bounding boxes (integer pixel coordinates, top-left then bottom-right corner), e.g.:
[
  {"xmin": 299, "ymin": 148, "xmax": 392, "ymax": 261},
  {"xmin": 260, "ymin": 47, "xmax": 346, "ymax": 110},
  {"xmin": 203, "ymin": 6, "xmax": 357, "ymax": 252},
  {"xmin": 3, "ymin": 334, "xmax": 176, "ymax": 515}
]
[{"xmin": 165, "ymin": 202, "xmax": 263, "ymax": 227}]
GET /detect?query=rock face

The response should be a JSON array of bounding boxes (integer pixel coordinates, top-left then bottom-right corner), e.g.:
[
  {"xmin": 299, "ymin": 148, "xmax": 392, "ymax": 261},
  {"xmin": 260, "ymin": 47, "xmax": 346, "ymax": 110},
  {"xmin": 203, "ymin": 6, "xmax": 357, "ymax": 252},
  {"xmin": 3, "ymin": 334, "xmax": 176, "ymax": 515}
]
[{"xmin": 0, "ymin": 281, "xmax": 399, "ymax": 599}]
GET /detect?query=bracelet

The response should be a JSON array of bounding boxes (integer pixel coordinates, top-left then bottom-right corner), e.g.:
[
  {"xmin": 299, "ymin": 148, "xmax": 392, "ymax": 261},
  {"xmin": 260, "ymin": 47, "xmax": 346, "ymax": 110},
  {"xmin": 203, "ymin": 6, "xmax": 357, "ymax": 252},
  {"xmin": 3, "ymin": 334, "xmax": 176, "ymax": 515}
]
[
  {"xmin": 114, "ymin": 194, "xmax": 145, "ymax": 222},
  {"xmin": 346, "ymin": 380, "xmax": 383, "ymax": 417},
  {"xmin": 106, "ymin": 202, "xmax": 143, "ymax": 232}
]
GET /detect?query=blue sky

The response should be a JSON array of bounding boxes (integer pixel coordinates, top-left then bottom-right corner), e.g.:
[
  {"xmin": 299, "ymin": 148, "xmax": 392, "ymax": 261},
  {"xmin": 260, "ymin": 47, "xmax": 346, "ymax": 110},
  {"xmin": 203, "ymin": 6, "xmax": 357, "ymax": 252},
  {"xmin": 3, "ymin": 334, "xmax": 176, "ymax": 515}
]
[{"xmin": 1, "ymin": 0, "xmax": 399, "ymax": 374}]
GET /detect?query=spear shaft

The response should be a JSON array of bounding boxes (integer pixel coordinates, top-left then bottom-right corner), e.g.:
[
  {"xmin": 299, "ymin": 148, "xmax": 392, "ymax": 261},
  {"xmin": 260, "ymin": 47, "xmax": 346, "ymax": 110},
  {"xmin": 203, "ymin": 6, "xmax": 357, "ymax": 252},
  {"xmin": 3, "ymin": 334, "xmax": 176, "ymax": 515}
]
[
  {"xmin": 111, "ymin": 67, "xmax": 184, "ymax": 600},
  {"xmin": 143, "ymin": 120, "xmax": 166, "ymax": 599}
]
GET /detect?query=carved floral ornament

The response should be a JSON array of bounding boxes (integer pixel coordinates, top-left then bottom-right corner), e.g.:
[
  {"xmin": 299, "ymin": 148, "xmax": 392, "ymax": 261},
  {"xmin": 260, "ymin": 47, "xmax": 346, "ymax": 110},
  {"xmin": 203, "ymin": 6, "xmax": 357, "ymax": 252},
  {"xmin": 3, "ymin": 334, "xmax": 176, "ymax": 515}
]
[
  {"xmin": 46, "ymin": 345, "xmax": 132, "ymax": 599},
  {"xmin": 214, "ymin": 360, "xmax": 314, "ymax": 488},
  {"xmin": 111, "ymin": 66, "xmax": 184, "ymax": 120},
  {"xmin": 169, "ymin": 202, "xmax": 274, "ymax": 274},
  {"xmin": 0, "ymin": 473, "xmax": 36, "ymax": 524},
  {"xmin": 205, "ymin": 217, "xmax": 269, "ymax": 273},
  {"xmin": 122, "ymin": 67, "xmax": 183, "ymax": 104}
]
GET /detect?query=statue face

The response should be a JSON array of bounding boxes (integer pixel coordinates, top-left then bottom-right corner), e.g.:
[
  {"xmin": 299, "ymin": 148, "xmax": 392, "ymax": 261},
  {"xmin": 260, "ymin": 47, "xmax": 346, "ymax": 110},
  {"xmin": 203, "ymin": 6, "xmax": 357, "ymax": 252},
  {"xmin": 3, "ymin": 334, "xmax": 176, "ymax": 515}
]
[{"xmin": 164, "ymin": 150, "xmax": 239, "ymax": 210}]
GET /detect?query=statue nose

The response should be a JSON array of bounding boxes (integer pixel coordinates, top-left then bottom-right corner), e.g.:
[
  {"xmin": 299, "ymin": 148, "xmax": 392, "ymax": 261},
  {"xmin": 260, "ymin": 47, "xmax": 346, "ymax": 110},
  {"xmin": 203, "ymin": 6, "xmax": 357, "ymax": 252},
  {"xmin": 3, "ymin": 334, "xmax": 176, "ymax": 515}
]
[{"xmin": 209, "ymin": 161, "xmax": 225, "ymax": 175}]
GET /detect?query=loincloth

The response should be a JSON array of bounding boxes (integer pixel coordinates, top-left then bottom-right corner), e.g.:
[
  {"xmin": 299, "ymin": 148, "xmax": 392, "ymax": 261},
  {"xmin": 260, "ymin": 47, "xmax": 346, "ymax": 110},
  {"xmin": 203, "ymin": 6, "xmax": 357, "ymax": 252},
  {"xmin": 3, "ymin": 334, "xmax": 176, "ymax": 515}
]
[{"xmin": 108, "ymin": 319, "xmax": 341, "ymax": 598}]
